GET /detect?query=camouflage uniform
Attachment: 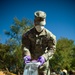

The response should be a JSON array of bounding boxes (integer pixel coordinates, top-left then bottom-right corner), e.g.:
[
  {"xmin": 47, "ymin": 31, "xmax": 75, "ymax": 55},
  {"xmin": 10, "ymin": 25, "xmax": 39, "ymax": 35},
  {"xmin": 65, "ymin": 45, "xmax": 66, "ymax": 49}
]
[{"xmin": 22, "ymin": 27, "xmax": 56, "ymax": 75}]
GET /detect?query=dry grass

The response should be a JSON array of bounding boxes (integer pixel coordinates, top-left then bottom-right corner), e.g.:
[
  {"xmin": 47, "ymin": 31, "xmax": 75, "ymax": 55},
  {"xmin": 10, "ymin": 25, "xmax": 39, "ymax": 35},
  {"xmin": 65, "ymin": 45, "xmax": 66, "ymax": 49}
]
[{"xmin": 0, "ymin": 71, "xmax": 16, "ymax": 75}]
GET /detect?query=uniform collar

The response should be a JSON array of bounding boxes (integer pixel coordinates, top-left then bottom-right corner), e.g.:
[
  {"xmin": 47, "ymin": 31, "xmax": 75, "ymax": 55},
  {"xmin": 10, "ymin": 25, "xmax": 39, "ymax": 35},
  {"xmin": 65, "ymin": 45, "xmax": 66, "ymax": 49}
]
[
  {"xmin": 33, "ymin": 27, "xmax": 46, "ymax": 36},
  {"xmin": 37, "ymin": 28, "xmax": 46, "ymax": 36}
]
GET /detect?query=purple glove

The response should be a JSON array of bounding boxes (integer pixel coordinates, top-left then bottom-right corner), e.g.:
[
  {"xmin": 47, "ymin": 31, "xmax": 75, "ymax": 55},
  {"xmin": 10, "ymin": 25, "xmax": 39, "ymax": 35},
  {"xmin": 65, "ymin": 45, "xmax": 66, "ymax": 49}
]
[
  {"xmin": 24, "ymin": 56, "xmax": 31, "ymax": 64},
  {"xmin": 37, "ymin": 56, "xmax": 45, "ymax": 66}
]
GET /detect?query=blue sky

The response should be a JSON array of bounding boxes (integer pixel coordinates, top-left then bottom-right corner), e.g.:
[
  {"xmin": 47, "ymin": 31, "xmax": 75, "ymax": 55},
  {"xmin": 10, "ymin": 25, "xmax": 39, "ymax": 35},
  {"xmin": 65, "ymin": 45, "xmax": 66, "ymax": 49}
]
[{"xmin": 0, "ymin": 0, "xmax": 75, "ymax": 43}]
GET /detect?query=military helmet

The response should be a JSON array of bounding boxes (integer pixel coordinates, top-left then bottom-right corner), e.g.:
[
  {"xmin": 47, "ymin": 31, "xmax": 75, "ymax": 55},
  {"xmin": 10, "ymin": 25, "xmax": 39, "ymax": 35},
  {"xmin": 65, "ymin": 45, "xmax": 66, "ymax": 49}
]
[{"xmin": 34, "ymin": 11, "xmax": 46, "ymax": 19}]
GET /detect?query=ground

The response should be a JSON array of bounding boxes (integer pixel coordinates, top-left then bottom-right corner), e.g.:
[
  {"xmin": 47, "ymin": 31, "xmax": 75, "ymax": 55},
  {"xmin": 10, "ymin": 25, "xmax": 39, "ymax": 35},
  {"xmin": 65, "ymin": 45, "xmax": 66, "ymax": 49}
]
[{"xmin": 0, "ymin": 71, "xmax": 16, "ymax": 75}]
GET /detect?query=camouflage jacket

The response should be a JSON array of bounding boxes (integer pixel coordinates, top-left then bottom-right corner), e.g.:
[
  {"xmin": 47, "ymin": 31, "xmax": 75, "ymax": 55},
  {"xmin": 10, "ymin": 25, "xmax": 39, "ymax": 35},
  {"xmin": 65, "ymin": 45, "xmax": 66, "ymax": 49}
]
[{"xmin": 22, "ymin": 27, "xmax": 56, "ymax": 61}]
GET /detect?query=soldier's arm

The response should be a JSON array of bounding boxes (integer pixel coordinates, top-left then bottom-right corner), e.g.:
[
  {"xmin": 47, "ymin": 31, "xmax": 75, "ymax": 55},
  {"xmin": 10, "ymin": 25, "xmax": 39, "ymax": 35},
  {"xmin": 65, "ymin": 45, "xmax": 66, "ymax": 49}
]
[
  {"xmin": 22, "ymin": 34, "xmax": 31, "ymax": 57},
  {"xmin": 42, "ymin": 33, "xmax": 56, "ymax": 61}
]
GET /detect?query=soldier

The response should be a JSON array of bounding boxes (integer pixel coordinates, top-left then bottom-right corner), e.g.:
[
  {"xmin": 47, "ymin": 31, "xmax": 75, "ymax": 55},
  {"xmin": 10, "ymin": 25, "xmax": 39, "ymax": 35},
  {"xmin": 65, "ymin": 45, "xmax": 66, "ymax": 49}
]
[{"xmin": 22, "ymin": 11, "xmax": 56, "ymax": 75}]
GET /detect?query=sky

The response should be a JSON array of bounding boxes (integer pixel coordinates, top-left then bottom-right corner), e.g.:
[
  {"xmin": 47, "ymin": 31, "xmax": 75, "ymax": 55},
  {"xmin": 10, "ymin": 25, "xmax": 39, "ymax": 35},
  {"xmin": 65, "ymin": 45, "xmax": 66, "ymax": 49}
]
[{"xmin": 0, "ymin": 0, "xmax": 75, "ymax": 43}]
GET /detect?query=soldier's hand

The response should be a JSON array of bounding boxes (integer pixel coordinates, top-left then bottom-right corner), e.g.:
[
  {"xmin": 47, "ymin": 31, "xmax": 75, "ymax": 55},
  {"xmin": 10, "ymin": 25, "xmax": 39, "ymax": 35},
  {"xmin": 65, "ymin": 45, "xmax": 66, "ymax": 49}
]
[
  {"xmin": 23, "ymin": 55, "xmax": 31, "ymax": 64},
  {"xmin": 37, "ymin": 56, "xmax": 45, "ymax": 66}
]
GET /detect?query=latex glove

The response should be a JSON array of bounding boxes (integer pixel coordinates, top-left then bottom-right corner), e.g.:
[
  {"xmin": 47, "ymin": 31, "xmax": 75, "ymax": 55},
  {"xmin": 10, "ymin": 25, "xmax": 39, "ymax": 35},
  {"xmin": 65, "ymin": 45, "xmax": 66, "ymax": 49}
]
[
  {"xmin": 37, "ymin": 56, "xmax": 45, "ymax": 66},
  {"xmin": 24, "ymin": 56, "xmax": 31, "ymax": 64}
]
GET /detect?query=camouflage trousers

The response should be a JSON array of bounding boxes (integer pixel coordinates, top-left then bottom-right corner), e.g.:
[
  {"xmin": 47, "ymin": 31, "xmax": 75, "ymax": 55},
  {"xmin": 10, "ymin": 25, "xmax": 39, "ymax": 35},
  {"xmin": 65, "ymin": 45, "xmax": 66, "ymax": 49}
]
[{"xmin": 38, "ymin": 60, "xmax": 50, "ymax": 75}]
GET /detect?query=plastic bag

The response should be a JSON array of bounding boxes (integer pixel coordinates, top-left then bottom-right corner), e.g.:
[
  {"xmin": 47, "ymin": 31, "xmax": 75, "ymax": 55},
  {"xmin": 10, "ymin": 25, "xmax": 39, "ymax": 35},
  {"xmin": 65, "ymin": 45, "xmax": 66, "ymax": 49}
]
[{"xmin": 23, "ymin": 61, "xmax": 40, "ymax": 75}]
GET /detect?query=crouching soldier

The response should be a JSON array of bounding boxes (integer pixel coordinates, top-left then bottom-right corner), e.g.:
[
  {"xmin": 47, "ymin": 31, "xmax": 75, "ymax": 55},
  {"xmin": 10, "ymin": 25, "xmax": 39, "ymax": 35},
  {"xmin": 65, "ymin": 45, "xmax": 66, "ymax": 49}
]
[{"xmin": 22, "ymin": 11, "xmax": 56, "ymax": 75}]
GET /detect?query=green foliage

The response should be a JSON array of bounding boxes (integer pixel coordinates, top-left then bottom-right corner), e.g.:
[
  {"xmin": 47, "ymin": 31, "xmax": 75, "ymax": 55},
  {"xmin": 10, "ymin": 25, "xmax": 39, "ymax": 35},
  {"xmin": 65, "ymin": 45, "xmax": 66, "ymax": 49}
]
[
  {"xmin": 2, "ymin": 17, "xmax": 33, "ymax": 73},
  {"xmin": 71, "ymin": 46, "xmax": 75, "ymax": 70},
  {"xmin": 0, "ymin": 44, "xmax": 10, "ymax": 69},
  {"xmin": 4, "ymin": 17, "xmax": 33, "ymax": 45},
  {"xmin": 50, "ymin": 38, "xmax": 75, "ymax": 71}
]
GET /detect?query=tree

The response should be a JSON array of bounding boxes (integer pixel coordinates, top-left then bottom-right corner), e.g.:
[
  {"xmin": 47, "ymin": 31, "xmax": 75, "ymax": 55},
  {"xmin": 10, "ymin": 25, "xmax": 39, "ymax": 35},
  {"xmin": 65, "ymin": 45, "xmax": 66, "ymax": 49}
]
[
  {"xmin": 71, "ymin": 46, "xmax": 75, "ymax": 70},
  {"xmin": 4, "ymin": 17, "xmax": 33, "ymax": 74},
  {"xmin": 0, "ymin": 43, "xmax": 11, "ymax": 70},
  {"xmin": 50, "ymin": 38, "xmax": 75, "ymax": 71},
  {"xmin": 5, "ymin": 17, "xmax": 33, "ymax": 45}
]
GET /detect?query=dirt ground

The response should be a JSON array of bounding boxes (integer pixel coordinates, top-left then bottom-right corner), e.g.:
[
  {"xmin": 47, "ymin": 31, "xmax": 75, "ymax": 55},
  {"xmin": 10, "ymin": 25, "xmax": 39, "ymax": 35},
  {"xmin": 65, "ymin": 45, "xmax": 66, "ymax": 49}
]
[{"xmin": 0, "ymin": 71, "xmax": 16, "ymax": 75}]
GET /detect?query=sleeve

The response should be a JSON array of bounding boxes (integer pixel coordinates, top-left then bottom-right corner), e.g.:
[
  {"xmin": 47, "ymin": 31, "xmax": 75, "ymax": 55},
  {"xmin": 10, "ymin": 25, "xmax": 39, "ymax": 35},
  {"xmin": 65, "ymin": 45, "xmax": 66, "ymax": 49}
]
[
  {"xmin": 22, "ymin": 33, "xmax": 31, "ymax": 57},
  {"xmin": 42, "ymin": 32, "xmax": 56, "ymax": 61}
]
